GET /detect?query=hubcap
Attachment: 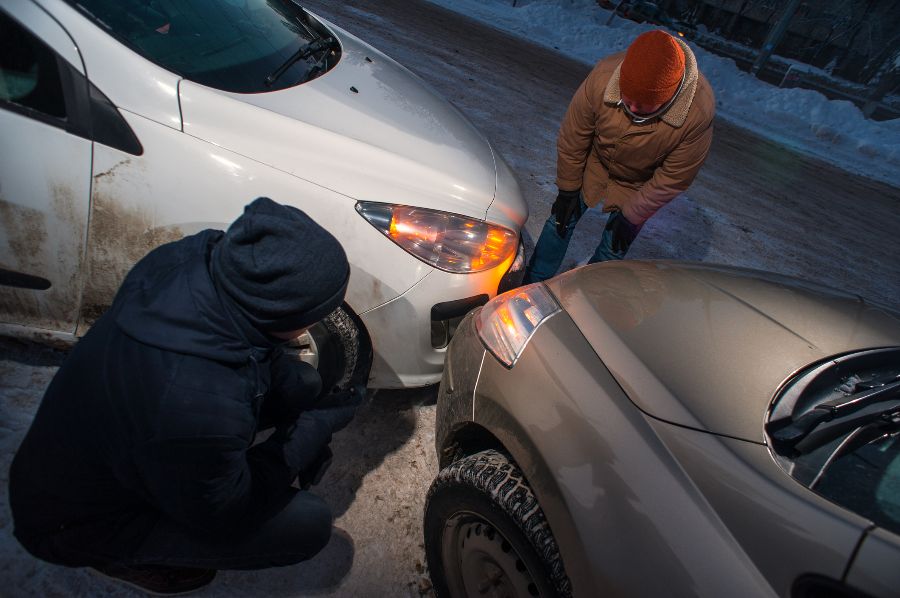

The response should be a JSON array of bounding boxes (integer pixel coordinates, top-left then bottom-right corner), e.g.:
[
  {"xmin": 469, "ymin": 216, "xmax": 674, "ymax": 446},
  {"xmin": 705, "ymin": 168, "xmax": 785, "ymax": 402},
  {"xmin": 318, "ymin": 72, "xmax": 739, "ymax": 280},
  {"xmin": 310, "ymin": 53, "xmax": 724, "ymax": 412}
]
[
  {"xmin": 284, "ymin": 329, "xmax": 319, "ymax": 369},
  {"xmin": 443, "ymin": 515, "xmax": 540, "ymax": 598}
]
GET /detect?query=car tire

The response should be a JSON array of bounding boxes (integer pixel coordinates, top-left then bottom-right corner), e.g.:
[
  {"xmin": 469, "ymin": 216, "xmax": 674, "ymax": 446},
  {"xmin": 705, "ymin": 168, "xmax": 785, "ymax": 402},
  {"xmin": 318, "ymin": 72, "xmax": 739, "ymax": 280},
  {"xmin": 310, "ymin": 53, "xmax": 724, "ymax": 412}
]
[
  {"xmin": 424, "ymin": 450, "xmax": 572, "ymax": 598},
  {"xmin": 284, "ymin": 306, "xmax": 370, "ymax": 393}
]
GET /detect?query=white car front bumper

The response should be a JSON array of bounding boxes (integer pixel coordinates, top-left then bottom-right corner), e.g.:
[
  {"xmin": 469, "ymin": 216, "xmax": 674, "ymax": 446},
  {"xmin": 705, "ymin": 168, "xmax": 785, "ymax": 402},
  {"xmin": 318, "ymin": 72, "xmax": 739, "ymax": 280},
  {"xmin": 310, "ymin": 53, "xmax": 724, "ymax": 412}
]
[{"xmin": 360, "ymin": 241, "xmax": 524, "ymax": 388}]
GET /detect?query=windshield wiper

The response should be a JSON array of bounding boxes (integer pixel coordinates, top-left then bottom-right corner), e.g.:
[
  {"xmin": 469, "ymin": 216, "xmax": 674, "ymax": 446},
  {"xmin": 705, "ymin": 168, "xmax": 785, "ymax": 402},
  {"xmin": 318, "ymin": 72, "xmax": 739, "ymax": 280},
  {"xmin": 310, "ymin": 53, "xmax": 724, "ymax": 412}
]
[
  {"xmin": 769, "ymin": 377, "xmax": 900, "ymax": 454},
  {"xmin": 808, "ymin": 409, "xmax": 900, "ymax": 489},
  {"xmin": 264, "ymin": 36, "xmax": 337, "ymax": 87}
]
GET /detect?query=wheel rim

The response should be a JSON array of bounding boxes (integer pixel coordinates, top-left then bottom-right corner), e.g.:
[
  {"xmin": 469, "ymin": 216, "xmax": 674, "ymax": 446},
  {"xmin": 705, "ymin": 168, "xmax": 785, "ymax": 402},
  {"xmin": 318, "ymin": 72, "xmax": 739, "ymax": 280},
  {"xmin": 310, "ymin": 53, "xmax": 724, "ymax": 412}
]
[
  {"xmin": 442, "ymin": 512, "xmax": 541, "ymax": 598},
  {"xmin": 284, "ymin": 328, "xmax": 319, "ymax": 369}
]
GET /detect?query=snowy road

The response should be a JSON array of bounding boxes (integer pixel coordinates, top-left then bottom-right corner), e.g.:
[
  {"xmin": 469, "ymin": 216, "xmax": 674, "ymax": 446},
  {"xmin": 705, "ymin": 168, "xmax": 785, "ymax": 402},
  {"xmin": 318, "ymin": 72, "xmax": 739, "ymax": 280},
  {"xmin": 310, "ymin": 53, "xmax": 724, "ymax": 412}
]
[
  {"xmin": 2, "ymin": 2, "xmax": 899, "ymax": 597},
  {"xmin": 306, "ymin": 0, "xmax": 900, "ymax": 309}
]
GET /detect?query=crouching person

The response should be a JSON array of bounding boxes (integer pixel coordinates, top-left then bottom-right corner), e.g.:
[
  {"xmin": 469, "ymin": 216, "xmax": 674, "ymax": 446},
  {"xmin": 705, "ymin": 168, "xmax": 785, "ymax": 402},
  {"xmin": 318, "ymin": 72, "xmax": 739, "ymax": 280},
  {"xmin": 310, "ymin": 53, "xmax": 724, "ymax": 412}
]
[{"xmin": 9, "ymin": 197, "xmax": 362, "ymax": 594}]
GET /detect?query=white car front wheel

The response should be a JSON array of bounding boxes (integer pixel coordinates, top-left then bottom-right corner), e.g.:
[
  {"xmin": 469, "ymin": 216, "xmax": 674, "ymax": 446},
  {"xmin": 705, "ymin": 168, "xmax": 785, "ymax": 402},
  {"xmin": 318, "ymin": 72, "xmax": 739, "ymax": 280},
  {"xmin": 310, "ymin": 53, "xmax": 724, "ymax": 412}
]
[{"xmin": 284, "ymin": 306, "xmax": 369, "ymax": 393}]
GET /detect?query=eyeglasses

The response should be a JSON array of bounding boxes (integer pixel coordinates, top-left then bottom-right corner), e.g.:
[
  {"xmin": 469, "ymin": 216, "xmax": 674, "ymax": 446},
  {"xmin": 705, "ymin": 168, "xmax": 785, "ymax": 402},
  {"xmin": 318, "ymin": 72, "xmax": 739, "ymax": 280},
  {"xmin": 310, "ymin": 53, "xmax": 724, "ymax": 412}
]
[{"xmin": 617, "ymin": 71, "xmax": 686, "ymax": 124}]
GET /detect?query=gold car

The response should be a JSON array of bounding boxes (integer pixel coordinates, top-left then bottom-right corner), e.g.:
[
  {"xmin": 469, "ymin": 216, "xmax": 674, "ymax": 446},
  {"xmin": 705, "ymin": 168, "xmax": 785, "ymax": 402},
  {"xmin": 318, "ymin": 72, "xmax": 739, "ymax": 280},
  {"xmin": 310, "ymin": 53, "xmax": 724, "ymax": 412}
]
[{"xmin": 425, "ymin": 260, "xmax": 900, "ymax": 597}]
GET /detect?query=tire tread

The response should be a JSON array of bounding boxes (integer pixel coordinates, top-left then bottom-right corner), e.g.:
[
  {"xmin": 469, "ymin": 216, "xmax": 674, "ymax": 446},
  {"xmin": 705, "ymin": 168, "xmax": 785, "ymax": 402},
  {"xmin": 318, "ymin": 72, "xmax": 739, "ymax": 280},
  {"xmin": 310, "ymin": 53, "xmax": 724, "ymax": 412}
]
[
  {"xmin": 426, "ymin": 449, "xmax": 573, "ymax": 597},
  {"xmin": 321, "ymin": 307, "xmax": 360, "ymax": 389}
]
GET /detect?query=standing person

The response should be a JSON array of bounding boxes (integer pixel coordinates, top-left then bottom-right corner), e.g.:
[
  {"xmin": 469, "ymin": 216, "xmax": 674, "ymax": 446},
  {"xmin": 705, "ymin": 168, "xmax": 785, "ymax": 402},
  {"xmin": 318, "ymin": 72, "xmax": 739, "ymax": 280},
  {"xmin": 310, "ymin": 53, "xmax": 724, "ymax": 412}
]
[
  {"xmin": 9, "ymin": 197, "xmax": 363, "ymax": 595},
  {"xmin": 523, "ymin": 30, "xmax": 715, "ymax": 283}
]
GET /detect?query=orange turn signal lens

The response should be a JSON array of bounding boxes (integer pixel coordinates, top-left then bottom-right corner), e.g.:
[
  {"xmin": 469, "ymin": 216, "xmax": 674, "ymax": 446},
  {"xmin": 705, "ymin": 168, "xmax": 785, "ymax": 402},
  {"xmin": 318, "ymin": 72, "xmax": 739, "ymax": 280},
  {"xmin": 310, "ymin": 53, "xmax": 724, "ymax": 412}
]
[{"xmin": 358, "ymin": 202, "xmax": 518, "ymax": 273}]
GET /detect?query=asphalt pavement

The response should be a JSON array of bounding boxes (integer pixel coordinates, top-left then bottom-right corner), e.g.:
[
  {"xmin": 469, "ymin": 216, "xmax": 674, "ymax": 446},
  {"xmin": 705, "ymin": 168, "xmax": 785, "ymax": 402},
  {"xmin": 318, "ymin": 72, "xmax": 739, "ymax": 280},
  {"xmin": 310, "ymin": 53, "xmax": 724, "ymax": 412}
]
[{"xmin": 306, "ymin": 0, "xmax": 900, "ymax": 309}]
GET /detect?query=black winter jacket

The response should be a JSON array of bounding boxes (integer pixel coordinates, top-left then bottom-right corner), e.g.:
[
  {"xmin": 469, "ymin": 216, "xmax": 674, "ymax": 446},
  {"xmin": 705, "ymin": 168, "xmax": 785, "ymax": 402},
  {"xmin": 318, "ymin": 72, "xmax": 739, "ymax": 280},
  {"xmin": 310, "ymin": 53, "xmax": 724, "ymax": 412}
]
[{"xmin": 9, "ymin": 230, "xmax": 330, "ymax": 555}]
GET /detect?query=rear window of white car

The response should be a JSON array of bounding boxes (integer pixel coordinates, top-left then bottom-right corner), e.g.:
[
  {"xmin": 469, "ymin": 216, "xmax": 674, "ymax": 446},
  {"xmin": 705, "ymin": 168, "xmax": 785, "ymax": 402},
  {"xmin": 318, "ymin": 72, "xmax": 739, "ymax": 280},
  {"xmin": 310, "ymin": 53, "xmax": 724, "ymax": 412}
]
[{"xmin": 70, "ymin": 0, "xmax": 339, "ymax": 92}]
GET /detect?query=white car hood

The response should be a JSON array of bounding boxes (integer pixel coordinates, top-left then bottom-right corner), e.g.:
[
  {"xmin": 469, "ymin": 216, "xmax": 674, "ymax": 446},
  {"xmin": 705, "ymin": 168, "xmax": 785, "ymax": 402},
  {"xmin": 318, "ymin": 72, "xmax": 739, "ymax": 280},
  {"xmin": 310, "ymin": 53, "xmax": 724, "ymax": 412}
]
[{"xmin": 179, "ymin": 20, "xmax": 499, "ymax": 221}]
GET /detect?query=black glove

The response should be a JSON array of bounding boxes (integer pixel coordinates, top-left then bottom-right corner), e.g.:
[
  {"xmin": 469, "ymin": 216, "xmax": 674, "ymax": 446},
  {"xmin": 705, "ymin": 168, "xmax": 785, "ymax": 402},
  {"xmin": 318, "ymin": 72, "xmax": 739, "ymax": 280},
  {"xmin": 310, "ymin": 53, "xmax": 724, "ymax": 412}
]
[
  {"xmin": 607, "ymin": 210, "xmax": 641, "ymax": 254},
  {"xmin": 262, "ymin": 352, "xmax": 323, "ymax": 429},
  {"xmin": 272, "ymin": 384, "xmax": 366, "ymax": 474},
  {"xmin": 308, "ymin": 384, "xmax": 366, "ymax": 434},
  {"xmin": 551, "ymin": 188, "xmax": 581, "ymax": 237}
]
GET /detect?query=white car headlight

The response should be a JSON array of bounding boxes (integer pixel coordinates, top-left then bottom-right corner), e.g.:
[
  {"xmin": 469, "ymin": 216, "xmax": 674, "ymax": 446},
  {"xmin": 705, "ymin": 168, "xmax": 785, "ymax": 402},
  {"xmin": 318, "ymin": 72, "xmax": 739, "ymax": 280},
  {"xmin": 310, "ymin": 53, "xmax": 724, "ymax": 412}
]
[
  {"xmin": 475, "ymin": 283, "xmax": 560, "ymax": 368},
  {"xmin": 356, "ymin": 202, "xmax": 518, "ymax": 273}
]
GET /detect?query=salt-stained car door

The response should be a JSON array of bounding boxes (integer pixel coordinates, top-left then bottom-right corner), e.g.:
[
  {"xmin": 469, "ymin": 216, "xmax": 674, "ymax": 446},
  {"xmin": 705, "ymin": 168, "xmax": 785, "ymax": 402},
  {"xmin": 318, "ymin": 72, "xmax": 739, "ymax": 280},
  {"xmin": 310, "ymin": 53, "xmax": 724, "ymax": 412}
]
[{"xmin": 0, "ymin": 0, "xmax": 91, "ymax": 333}]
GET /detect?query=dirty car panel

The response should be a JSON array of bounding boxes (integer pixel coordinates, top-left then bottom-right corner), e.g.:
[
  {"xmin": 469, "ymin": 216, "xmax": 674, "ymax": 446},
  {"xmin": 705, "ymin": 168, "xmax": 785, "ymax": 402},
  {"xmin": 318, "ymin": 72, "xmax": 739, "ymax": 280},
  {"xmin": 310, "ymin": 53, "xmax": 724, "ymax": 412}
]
[
  {"xmin": 0, "ymin": 1, "xmax": 91, "ymax": 333},
  {"xmin": 0, "ymin": 0, "xmax": 528, "ymax": 389}
]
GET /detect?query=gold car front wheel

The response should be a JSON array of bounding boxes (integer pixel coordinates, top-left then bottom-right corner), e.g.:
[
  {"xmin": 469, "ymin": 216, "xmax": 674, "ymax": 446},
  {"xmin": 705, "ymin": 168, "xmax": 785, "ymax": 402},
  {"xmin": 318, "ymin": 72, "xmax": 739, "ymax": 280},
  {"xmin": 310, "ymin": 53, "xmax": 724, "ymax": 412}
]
[{"xmin": 424, "ymin": 450, "xmax": 572, "ymax": 598}]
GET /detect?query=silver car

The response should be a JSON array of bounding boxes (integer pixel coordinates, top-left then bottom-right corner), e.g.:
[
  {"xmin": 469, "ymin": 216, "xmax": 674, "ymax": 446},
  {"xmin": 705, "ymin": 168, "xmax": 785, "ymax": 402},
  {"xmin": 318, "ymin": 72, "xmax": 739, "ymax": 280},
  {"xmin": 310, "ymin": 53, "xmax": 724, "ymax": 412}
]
[{"xmin": 425, "ymin": 260, "xmax": 900, "ymax": 597}]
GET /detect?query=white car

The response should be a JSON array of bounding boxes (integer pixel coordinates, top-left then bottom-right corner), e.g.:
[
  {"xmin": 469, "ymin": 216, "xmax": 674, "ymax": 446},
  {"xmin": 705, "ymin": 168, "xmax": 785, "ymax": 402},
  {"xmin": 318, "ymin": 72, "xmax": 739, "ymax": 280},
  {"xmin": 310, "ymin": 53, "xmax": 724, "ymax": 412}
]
[{"xmin": 0, "ymin": 0, "xmax": 528, "ymax": 390}]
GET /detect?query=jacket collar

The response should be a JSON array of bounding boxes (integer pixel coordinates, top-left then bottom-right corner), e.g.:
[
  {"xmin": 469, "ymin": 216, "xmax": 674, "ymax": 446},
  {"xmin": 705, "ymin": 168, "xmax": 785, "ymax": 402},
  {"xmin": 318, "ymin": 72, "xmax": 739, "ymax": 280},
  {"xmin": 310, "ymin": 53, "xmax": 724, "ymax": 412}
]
[{"xmin": 603, "ymin": 38, "xmax": 699, "ymax": 128}]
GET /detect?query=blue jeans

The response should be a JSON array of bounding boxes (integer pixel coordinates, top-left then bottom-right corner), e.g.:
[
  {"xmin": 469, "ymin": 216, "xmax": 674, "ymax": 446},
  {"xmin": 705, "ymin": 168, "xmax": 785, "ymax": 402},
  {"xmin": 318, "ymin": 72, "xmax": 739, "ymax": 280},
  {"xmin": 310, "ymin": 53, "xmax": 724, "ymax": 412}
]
[{"xmin": 522, "ymin": 196, "xmax": 630, "ymax": 284}]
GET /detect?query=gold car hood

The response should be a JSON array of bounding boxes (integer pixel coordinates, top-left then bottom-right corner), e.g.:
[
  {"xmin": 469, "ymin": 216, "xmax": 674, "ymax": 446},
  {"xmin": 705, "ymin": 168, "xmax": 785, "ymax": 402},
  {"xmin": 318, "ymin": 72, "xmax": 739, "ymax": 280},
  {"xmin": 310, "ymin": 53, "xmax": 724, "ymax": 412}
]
[{"xmin": 544, "ymin": 261, "xmax": 900, "ymax": 443}]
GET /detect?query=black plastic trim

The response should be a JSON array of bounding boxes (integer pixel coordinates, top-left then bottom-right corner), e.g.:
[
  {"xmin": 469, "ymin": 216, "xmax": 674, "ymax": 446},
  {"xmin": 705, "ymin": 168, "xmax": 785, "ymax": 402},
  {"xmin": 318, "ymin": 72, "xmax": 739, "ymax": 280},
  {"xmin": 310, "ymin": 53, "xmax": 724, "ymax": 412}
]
[
  {"xmin": 0, "ymin": 22, "xmax": 142, "ymax": 155},
  {"xmin": 792, "ymin": 573, "xmax": 874, "ymax": 598},
  {"xmin": 431, "ymin": 294, "xmax": 489, "ymax": 322},
  {"xmin": 57, "ymin": 55, "xmax": 143, "ymax": 155},
  {"xmin": 0, "ymin": 268, "xmax": 51, "ymax": 290},
  {"xmin": 86, "ymin": 81, "xmax": 143, "ymax": 155}
]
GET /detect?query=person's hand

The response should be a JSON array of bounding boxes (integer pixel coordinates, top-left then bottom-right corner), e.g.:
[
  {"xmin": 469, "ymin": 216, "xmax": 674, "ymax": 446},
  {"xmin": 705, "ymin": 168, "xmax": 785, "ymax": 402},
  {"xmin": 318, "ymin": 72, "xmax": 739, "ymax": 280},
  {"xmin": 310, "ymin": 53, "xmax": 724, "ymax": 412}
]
[
  {"xmin": 262, "ymin": 352, "xmax": 322, "ymax": 429},
  {"xmin": 608, "ymin": 211, "xmax": 641, "ymax": 254},
  {"xmin": 273, "ymin": 384, "xmax": 366, "ymax": 474},
  {"xmin": 308, "ymin": 384, "xmax": 366, "ymax": 434},
  {"xmin": 551, "ymin": 188, "xmax": 581, "ymax": 237}
]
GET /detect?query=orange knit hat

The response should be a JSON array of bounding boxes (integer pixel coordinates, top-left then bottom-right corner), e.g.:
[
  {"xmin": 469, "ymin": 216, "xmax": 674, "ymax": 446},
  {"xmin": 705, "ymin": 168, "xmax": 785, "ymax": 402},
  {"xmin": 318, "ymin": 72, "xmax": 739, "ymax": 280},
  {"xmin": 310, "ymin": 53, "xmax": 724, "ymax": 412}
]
[{"xmin": 619, "ymin": 31, "xmax": 686, "ymax": 107}]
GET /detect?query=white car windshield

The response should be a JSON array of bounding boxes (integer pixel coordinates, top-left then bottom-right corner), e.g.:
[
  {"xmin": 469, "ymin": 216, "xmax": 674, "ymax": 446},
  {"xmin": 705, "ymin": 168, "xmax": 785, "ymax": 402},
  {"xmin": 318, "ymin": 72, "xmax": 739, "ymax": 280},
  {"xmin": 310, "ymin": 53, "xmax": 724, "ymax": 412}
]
[{"xmin": 70, "ymin": 0, "xmax": 339, "ymax": 92}]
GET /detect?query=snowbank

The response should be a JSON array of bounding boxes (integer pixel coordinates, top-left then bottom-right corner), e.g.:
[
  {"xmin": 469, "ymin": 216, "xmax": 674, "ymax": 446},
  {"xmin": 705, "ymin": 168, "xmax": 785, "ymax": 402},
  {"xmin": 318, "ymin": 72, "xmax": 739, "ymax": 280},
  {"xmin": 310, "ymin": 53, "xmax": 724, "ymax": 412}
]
[{"xmin": 425, "ymin": 0, "xmax": 900, "ymax": 188}]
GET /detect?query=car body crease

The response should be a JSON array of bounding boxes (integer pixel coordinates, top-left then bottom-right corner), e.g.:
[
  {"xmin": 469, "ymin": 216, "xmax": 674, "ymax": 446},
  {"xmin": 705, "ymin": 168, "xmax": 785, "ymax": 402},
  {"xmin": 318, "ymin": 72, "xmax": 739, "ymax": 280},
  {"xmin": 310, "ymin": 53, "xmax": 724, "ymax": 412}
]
[
  {"xmin": 689, "ymin": 273, "xmax": 822, "ymax": 351},
  {"xmin": 472, "ymin": 350, "xmax": 486, "ymax": 423},
  {"xmin": 544, "ymin": 285, "xmax": 769, "ymax": 447},
  {"xmin": 357, "ymin": 270, "xmax": 432, "ymax": 316},
  {"xmin": 482, "ymin": 141, "xmax": 499, "ymax": 222},
  {"xmin": 841, "ymin": 524, "xmax": 876, "ymax": 581},
  {"xmin": 176, "ymin": 78, "xmax": 185, "ymax": 132}
]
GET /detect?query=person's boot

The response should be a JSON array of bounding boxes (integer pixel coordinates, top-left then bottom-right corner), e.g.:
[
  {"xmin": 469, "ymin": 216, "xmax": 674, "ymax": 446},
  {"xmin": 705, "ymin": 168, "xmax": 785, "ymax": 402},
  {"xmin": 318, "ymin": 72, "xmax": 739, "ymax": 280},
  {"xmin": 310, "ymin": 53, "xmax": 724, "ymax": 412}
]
[{"xmin": 91, "ymin": 564, "xmax": 216, "ymax": 595}]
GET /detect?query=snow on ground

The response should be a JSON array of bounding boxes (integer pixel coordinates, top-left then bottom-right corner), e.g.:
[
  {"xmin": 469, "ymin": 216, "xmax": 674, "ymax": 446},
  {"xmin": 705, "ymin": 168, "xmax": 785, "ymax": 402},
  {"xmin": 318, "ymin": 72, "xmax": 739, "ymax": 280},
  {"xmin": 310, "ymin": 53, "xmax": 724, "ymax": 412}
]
[{"xmin": 424, "ymin": 0, "xmax": 900, "ymax": 189}]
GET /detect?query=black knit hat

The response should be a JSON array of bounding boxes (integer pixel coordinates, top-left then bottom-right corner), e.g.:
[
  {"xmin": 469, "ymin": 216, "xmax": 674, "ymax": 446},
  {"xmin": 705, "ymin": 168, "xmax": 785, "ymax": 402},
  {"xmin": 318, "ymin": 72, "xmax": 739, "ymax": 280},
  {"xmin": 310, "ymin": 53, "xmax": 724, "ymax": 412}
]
[{"xmin": 211, "ymin": 197, "xmax": 350, "ymax": 333}]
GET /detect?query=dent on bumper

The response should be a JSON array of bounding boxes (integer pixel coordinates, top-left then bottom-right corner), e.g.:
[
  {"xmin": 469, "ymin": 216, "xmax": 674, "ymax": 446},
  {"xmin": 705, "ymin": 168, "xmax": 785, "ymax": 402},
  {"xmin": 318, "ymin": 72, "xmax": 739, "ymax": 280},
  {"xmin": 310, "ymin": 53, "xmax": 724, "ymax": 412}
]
[{"xmin": 360, "ymin": 252, "xmax": 510, "ymax": 389}]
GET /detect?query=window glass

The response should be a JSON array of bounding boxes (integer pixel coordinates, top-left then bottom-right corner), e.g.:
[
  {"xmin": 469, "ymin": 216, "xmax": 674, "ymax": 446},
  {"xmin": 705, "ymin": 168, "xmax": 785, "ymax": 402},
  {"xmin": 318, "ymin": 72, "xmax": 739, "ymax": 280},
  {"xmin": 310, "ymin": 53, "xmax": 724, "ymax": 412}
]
[
  {"xmin": 816, "ymin": 433, "xmax": 900, "ymax": 536},
  {"xmin": 70, "ymin": 0, "xmax": 335, "ymax": 93},
  {"xmin": 0, "ymin": 11, "xmax": 66, "ymax": 119},
  {"xmin": 766, "ymin": 349, "xmax": 900, "ymax": 537}
]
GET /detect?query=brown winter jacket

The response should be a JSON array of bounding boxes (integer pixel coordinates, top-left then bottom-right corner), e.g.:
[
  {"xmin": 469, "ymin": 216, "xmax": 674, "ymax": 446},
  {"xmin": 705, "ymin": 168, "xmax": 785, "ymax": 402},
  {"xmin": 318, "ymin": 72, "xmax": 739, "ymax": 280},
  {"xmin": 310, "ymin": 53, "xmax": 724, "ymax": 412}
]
[{"xmin": 556, "ymin": 39, "xmax": 715, "ymax": 225}]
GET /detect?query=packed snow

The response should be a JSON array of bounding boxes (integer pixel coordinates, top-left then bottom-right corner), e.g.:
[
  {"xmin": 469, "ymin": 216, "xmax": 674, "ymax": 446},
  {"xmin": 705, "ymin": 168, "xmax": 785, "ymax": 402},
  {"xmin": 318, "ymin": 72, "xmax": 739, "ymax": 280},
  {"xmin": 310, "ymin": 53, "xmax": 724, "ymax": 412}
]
[{"xmin": 424, "ymin": 0, "xmax": 900, "ymax": 188}]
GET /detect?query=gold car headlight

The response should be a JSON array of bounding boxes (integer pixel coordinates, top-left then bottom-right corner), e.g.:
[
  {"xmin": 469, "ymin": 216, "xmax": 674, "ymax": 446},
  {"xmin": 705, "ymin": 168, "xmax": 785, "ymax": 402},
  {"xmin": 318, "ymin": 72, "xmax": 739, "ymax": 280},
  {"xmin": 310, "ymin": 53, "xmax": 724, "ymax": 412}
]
[
  {"xmin": 356, "ymin": 202, "xmax": 518, "ymax": 274},
  {"xmin": 475, "ymin": 283, "xmax": 560, "ymax": 368}
]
